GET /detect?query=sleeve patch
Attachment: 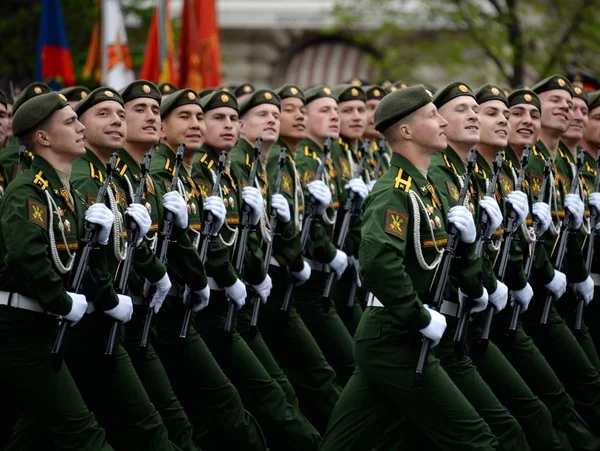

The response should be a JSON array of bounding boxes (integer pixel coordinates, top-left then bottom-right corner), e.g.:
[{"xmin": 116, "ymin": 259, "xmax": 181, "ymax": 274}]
[
  {"xmin": 197, "ymin": 180, "xmax": 211, "ymax": 200},
  {"xmin": 281, "ymin": 173, "xmax": 293, "ymax": 195},
  {"xmin": 385, "ymin": 208, "xmax": 408, "ymax": 240},
  {"xmin": 499, "ymin": 174, "xmax": 512, "ymax": 194},
  {"xmin": 529, "ymin": 174, "xmax": 542, "ymax": 196},
  {"xmin": 446, "ymin": 182, "xmax": 459, "ymax": 201},
  {"xmin": 28, "ymin": 200, "xmax": 48, "ymax": 229}
]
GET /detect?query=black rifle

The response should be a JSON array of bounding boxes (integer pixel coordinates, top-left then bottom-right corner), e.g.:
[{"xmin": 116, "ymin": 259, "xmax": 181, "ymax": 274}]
[
  {"xmin": 280, "ymin": 136, "xmax": 333, "ymax": 314},
  {"xmin": 106, "ymin": 153, "xmax": 152, "ymax": 359},
  {"xmin": 478, "ymin": 146, "xmax": 530, "ymax": 353},
  {"xmin": 575, "ymin": 147, "xmax": 600, "ymax": 335},
  {"xmin": 224, "ymin": 137, "xmax": 262, "ymax": 335},
  {"xmin": 453, "ymin": 151, "xmax": 503, "ymax": 359},
  {"xmin": 508, "ymin": 158, "xmax": 552, "ymax": 338},
  {"xmin": 139, "ymin": 143, "xmax": 185, "ymax": 350},
  {"xmin": 179, "ymin": 151, "xmax": 227, "ymax": 339},
  {"xmin": 51, "ymin": 153, "xmax": 118, "ymax": 371},
  {"xmin": 414, "ymin": 149, "xmax": 478, "ymax": 386},
  {"xmin": 540, "ymin": 149, "xmax": 584, "ymax": 330}
]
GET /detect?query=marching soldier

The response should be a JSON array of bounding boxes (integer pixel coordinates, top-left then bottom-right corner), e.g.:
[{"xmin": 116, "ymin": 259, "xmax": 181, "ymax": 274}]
[
  {"xmin": 158, "ymin": 82, "xmax": 177, "ymax": 99},
  {"xmin": 59, "ymin": 86, "xmax": 91, "ymax": 109},
  {"xmin": 362, "ymin": 85, "xmax": 390, "ymax": 185},
  {"xmin": 0, "ymin": 90, "xmax": 9, "ymax": 194},
  {"xmin": 0, "ymin": 91, "xmax": 13, "ymax": 149}
]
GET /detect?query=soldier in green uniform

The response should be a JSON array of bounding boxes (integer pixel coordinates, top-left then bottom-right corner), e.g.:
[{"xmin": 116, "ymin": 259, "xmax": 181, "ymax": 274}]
[
  {"xmin": 0, "ymin": 90, "xmax": 10, "ymax": 193},
  {"xmin": 362, "ymin": 85, "xmax": 390, "ymax": 185},
  {"xmin": 59, "ymin": 86, "xmax": 91, "ymax": 109},
  {"xmin": 235, "ymin": 83, "xmax": 256, "ymax": 101},
  {"xmin": 0, "ymin": 92, "xmax": 114, "ymax": 450},
  {"xmin": 150, "ymin": 89, "xmax": 269, "ymax": 451},
  {"xmin": 158, "ymin": 82, "xmax": 177, "ymax": 99},
  {"xmin": 294, "ymin": 86, "xmax": 356, "ymax": 387},
  {"xmin": 320, "ymin": 85, "xmax": 499, "ymax": 451},
  {"xmin": 1, "ymin": 91, "xmax": 13, "ymax": 148}
]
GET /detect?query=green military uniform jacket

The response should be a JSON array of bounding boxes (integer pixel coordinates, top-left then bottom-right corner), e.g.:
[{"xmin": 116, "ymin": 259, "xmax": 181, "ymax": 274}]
[
  {"xmin": 579, "ymin": 149, "xmax": 599, "ymax": 275},
  {"xmin": 363, "ymin": 138, "xmax": 390, "ymax": 183},
  {"xmin": 0, "ymin": 136, "xmax": 33, "ymax": 185}
]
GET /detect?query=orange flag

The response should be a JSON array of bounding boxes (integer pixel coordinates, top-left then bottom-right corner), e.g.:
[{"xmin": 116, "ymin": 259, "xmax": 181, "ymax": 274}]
[
  {"xmin": 197, "ymin": 0, "xmax": 221, "ymax": 88},
  {"xmin": 140, "ymin": 0, "xmax": 176, "ymax": 84},
  {"xmin": 178, "ymin": 0, "xmax": 204, "ymax": 90}
]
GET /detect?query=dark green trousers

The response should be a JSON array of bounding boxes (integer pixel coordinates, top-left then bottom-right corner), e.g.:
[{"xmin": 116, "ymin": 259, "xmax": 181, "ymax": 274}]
[
  {"xmin": 332, "ymin": 266, "xmax": 364, "ymax": 336},
  {"xmin": 585, "ymin": 287, "xmax": 600, "ymax": 354}
]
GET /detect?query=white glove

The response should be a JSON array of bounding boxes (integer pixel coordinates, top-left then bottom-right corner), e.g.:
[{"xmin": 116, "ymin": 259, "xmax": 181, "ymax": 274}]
[
  {"xmin": 328, "ymin": 249, "xmax": 349, "ymax": 280},
  {"xmin": 459, "ymin": 288, "xmax": 489, "ymax": 313},
  {"xmin": 85, "ymin": 202, "xmax": 114, "ymax": 245},
  {"xmin": 420, "ymin": 304, "xmax": 447, "ymax": 347},
  {"xmin": 545, "ymin": 270, "xmax": 567, "ymax": 299},
  {"xmin": 367, "ymin": 180, "xmax": 376, "ymax": 192},
  {"xmin": 532, "ymin": 202, "xmax": 551, "ymax": 235},
  {"xmin": 105, "ymin": 294, "xmax": 134, "ymax": 323},
  {"xmin": 488, "ymin": 281, "xmax": 508, "ymax": 312},
  {"xmin": 184, "ymin": 284, "xmax": 210, "ymax": 312},
  {"xmin": 225, "ymin": 279, "xmax": 246, "ymax": 309},
  {"xmin": 345, "ymin": 178, "xmax": 369, "ymax": 199},
  {"xmin": 253, "ymin": 275, "xmax": 273, "ymax": 304},
  {"xmin": 510, "ymin": 283, "xmax": 533, "ymax": 312},
  {"xmin": 574, "ymin": 276, "xmax": 595, "ymax": 305},
  {"xmin": 163, "ymin": 190, "xmax": 188, "ymax": 229},
  {"xmin": 507, "ymin": 191, "xmax": 528, "ymax": 228},
  {"xmin": 145, "ymin": 273, "xmax": 171, "ymax": 314},
  {"xmin": 293, "ymin": 260, "xmax": 312, "ymax": 286},
  {"xmin": 64, "ymin": 292, "xmax": 88, "ymax": 325},
  {"xmin": 242, "ymin": 186, "xmax": 263, "ymax": 226},
  {"xmin": 126, "ymin": 203, "xmax": 152, "ymax": 245},
  {"xmin": 589, "ymin": 192, "xmax": 600, "ymax": 215},
  {"xmin": 204, "ymin": 196, "xmax": 226, "ymax": 235},
  {"xmin": 271, "ymin": 194, "xmax": 291, "ymax": 223},
  {"xmin": 479, "ymin": 196, "xmax": 503, "ymax": 237},
  {"xmin": 448, "ymin": 205, "xmax": 476, "ymax": 244},
  {"xmin": 307, "ymin": 180, "xmax": 332, "ymax": 215},
  {"xmin": 564, "ymin": 193, "xmax": 584, "ymax": 230}
]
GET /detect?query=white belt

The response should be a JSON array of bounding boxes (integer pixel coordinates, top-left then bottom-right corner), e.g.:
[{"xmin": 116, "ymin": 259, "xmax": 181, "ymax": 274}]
[
  {"xmin": 367, "ymin": 295, "xmax": 384, "ymax": 307},
  {"xmin": 168, "ymin": 278, "xmax": 222, "ymax": 296},
  {"xmin": 306, "ymin": 259, "xmax": 330, "ymax": 273},
  {"xmin": 439, "ymin": 300, "xmax": 459, "ymax": 318},
  {"xmin": 591, "ymin": 273, "xmax": 600, "ymax": 287},
  {"xmin": 0, "ymin": 291, "xmax": 95, "ymax": 314}
]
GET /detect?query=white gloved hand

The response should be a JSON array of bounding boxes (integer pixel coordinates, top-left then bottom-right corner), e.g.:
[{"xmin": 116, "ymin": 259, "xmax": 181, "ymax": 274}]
[
  {"xmin": 448, "ymin": 205, "xmax": 476, "ymax": 244},
  {"xmin": 479, "ymin": 196, "xmax": 503, "ymax": 237},
  {"xmin": 64, "ymin": 292, "xmax": 88, "ymax": 325},
  {"xmin": 184, "ymin": 284, "xmax": 210, "ymax": 312},
  {"xmin": 420, "ymin": 304, "xmax": 447, "ymax": 347},
  {"xmin": 345, "ymin": 178, "xmax": 369, "ymax": 199},
  {"xmin": 204, "ymin": 196, "xmax": 226, "ymax": 235},
  {"xmin": 574, "ymin": 276, "xmax": 595, "ymax": 305},
  {"xmin": 488, "ymin": 281, "xmax": 508, "ymax": 312},
  {"xmin": 589, "ymin": 192, "xmax": 600, "ymax": 215},
  {"xmin": 85, "ymin": 202, "xmax": 114, "ymax": 245},
  {"xmin": 271, "ymin": 194, "xmax": 291, "ymax": 223},
  {"xmin": 126, "ymin": 203, "xmax": 152, "ymax": 245},
  {"xmin": 510, "ymin": 283, "xmax": 533, "ymax": 312},
  {"xmin": 293, "ymin": 260, "xmax": 311, "ymax": 286},
  {"xmin": 532, "ymin": 202, "xmax": 551, "ymax": 235},
  {"xmin": 564, "ymin": 193, "xmax": 584, "ymax": 230},
  {"xmin": 459, "ymin": 288, "xmax": 489, "ymax": 313},
  {"xmin": 545, "ymin": 270, "xmax": 567, "ymax": 299},
  {"xmin": 242, "ymin": 186, "xmax": 263, "ymax": 226},
  {"xmin": 163, "ymin": 191, "xmax": 188, "ymax": 229},
  {"xmin": 105, "ymin": 294, "xmax": 134, "ymax": 323},
  {"xmin": 367, "ymin": 180, "xmax": 376, "ymax": 192},
  {"xmin": 507, "ymin": 191, "xmax": 529, "ymax": 227},
  {"xmin": 253, "ymin": 275, "xmax": 273, "ymax": 304},
  {"xmin": 307, "ymin": 180, "xmax": 332, "ymax": 215},
  {"xmin": 328, "ymin": 249, "xmax": 349, "ymax": 280},
  {"xmin": 147, "ymin": 273, "xmax": 171, "ymax": 314},
  {"xmin": 225, "ymin": 279, "xmax": 246, "ymax": 309}
]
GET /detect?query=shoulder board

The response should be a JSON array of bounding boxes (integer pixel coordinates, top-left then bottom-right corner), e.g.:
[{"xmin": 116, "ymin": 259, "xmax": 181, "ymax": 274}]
[
  {"xmin": 304, "ymin": 145, "xmax": 317, "ymax": 160},
  {"xmin": 393, "ymin": 168, "xmax": 412, "ymax": 192},
  {"xmin": 442, "ymin": 153, "xmax": 458, "ymax": 175},
  {"xmin": 164, "ymin": 158, "xmax": 176, "ymax": 176},
  {"xmin": 245, "ymin": 152, "xmax": 252, "ymax": 167},
  {"xmin": 373, "ymin": 141, "xmax": 379, "ymax": 152},
  {"xmin": 503, "ymin": 151, "xmax": 513, "ymax": 169},
  {"xmin": 114, "ymin": 157, "xmax": 128, "ymax": 177},
  {"xmin": 89, "ymin": 162, "xmax": 104, "ymax": 183},
  {"xmin": 199, "ymin": 153, "xmax": 214, "ymax": 169},
  {"xmin": 531, "ymin": 146, "xmax": 543, "ymax": 159},
  {"xmin": 32, "ymin": 170, "xmax": 49, "ymax": 191},
  {"xmin": 557, "ymin": 147, "xmax": 567, "ymax": 160}
]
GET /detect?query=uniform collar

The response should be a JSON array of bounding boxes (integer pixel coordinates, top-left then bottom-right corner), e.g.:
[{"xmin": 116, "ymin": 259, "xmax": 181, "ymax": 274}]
[
  {"xmin": 30, "ymin": 156, "xmax": 63, "ymax": 193},
  {"xmin": 116, "ymin": 149, "xmax": 141, "ymax": 178},
  {"xmin": 390, "ymin": 152, "xmax": 431, "ymax": 195},
  {"xmin": 503, "ymin": 146, "xmax": 521, "ymax": 169},
  {"xmin": 440, "ymin": 146, "xmax": 467, "ymax": 175},
  {"xmin": 81, "ymin": 148, "xmax": 111, "ymax": 174},
  {"xmin": 299, "ymin": 138, "xmax": 326, "ymax": 157}
]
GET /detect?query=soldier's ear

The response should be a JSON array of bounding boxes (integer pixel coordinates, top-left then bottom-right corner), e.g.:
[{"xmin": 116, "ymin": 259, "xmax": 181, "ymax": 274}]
[
  {"xmin": 159, "ymin": 120, "xmax": 167, "ymax": 140},
  {"xmin": 398, "ymin": 123, "xmax": 412, "ymax": 141},
  {"xmin": 35, "ymin": 129, "xmax": 51, "ymax": 148}
]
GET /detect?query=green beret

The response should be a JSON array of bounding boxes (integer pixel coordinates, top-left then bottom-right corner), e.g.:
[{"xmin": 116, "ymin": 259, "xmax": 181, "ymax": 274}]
[
  {"xmin": 275, "ymin": 84, "xmax": 305, "ymax": 103},
  {"xmin": 12, "ymin": 82, "xmax": 51, "ymax": 113},
  {"xmin": 160, "ymin": 89, "xmax": 202, "ymax": 118},
  {"xmin": 234, "ymin": 83, "xmax": 255, "ymax": 98},
  {"xmin": 531, "ymin": 75, "xmax": 574, "ymax": 97},
  {"xmin": 374, "ymin": 84, "xmax": 434, "ymax": 133},
  {"xmin": 475, "ymin": 84, "xmax": 508, "ymax": 106},
  {"xmin": 12, "ymin": 92, "xmax": 69, "ymax": 138},
  {"xmin": 74, "ymin": 87, "xmax": 124, "ymax": 117},
  {"xmin": 588, "ymin": 91, "xmax": 600, "ymax": 112},
  {"xmin": 200, "ymin": 90, "xmax": 239, "ymax": 114},
  {"xmin": 198, "ymin": 88, "xmax": 215, "ymax": 98},
  {"xmin": 158, "ymin": 82, "xmax": 177, "ymax": 95},
  {"xmin": 347, "ymin": 77, "xmax": 369, "ymax": 87},
  {"xmin": 393, "ymin": 80, "xmax": 409, "ymax": 89},
  {"xmin": 379, "ymin": 79, "xmax": 394, "ymax": 89},
  {"xmin": 432, "ymin": 82, "xmax": 475, "ymax": 109},
  {"xmin": 305, "ymin": 86, "xmax": 337, "ymax": 105},
  {"xmin": 333, "ymin": 84, "xmax": 367, "ymax": 103},
  {"xmin": 239, "ymin": 89, "xmax": 280, "ymax": 116},
  {"xmin": 364, "ymin": 85, "xmax": 385, "ymax": 101},
  {"xmin": 120, "ymin": 80, "xmax": 161, "ymax": 105},
  {"xmin": 0, "ymin": 90, "xmax": 7, "ymax": 108},
  {"xmin": 59, "ymin": 86, "xmax": 91, "ymax": 103},
  {"xmin": 572, "ymin": 85, "xmax": 589, "ymax": 106},
  {"xmin": 508, "ymin": 89, "xmax": 541, "ymax": 111}
]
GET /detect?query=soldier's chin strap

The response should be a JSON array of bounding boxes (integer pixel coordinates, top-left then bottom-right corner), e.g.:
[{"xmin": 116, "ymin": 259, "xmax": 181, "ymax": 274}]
[{"xmin": 408, "ymin": 190, "xmax": 442, "ymax": 271}]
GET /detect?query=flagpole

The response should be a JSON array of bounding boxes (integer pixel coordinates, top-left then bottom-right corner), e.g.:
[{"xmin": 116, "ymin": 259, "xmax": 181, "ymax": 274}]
[
  {"xmin": 158, "ymin": 0, "xmax": 166, "ymax": 79},
  {"xmin": 101, "ymin": 0, "xmax": 108, "ymax": 86}
]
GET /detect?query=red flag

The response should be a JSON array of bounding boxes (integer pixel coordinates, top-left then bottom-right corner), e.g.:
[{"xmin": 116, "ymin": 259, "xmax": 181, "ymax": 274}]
[
  {"xmin": 140, "ymin": 0, "xmax": 176, "ymax": 84},
  {"xmin": 196, "ymin": 0, "xmax": 221, "ymax": 88},
  {"xmin": 178, "ymin": 0, "xmax": 204, "ymax": 90}
]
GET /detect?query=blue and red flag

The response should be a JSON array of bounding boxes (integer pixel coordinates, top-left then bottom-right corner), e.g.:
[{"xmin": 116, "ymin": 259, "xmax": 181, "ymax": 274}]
[{"xmin": 35, "ymin": 0, "xmax": 75, "ymax": 89}]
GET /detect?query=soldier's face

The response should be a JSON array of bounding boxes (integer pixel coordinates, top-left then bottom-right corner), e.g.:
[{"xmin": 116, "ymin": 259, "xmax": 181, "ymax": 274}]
[
  {"xmin": 204, "ymin": 107, "xmax": 240, "ymax": 151},
  {"xmin": 562, "ymin": 97, "xmax": 588, "ymax": 143},
  {"xmin": 280, "ymin": 98, "xmax": 307, "ymax": 142},
  {"xmin": 539, "ymin": 89, "xmax": 573, "ymax": 134},
  {"xmin": 408, "ymin": 103, "xmax": 448, "ymax": 152},
  {"xmin": 6, "ymin": 103, "xmax": 12, "ymax": 138},
  {"xmin": 240, "ymin": 103, "xmax": 280, "ymax": 145},
  {"xmin": 438, "ymin": 96, "xmax": 480, "ymax": 145},
  {"xmin": 125, "ymin": 98, "xmax": 161, "ymax": 145},
  {"xmin": 338, "ymin": 100, "xmax": 367, "ymax": 140},
  {"xmin": 508, "ymin": 104, "xmax": 541, "ymax": 148},
  {"xmin": 0, "ymin": 104, "xmax": 7, "ymax": 144},
  {"xmin": 364, "ymin": 99, "xmax": 381, "ymax": 139},
  {"xmin": 44, "ymin": 106, "xmax": 86, "ymax": 158},
  {"xmin": 161, "ymin": 104, "xmax": 206, "ymax": 152},
  {"xmin": 307, "ymin": 98, "xmax": 339, "ymax": 141},
  {"xmin": 478, "ymin": 100, "xmax": 510, "ymax": 149},
  {"xmin": 80, "ymin": 100, "xmax": 126, "ymax": 151},
  {"xmin": 583, "ymin": 107, "xmax": 600, "ymax": 145}
]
